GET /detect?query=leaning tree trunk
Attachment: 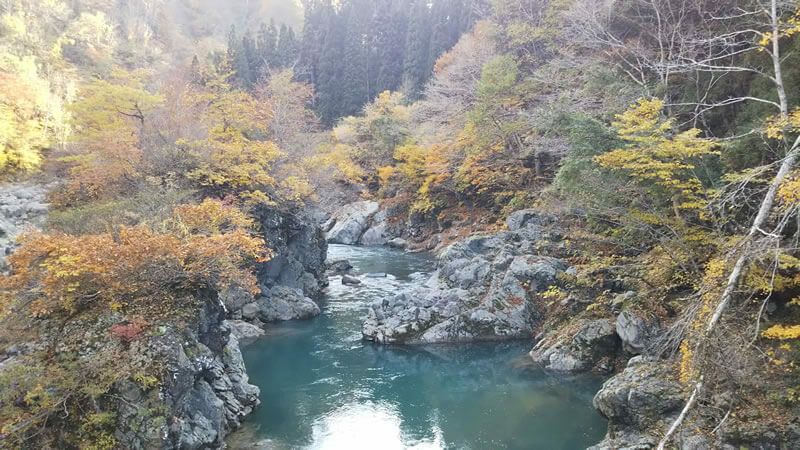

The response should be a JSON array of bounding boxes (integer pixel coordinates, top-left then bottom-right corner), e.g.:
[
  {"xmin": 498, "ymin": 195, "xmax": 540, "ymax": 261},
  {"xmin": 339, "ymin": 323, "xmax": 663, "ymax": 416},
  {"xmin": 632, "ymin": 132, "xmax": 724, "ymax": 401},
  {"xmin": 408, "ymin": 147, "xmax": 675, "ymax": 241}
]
[
  {"xmin": 658, "ymin": 2, "xmax": 797, "ymax": 445},
  {"xmin": 658, "ymin": 135, "xmax": 800, "ymax": 449},
  {"xmin": 705, "ymin": 135, "xmax": 799, "ymax": 333}
]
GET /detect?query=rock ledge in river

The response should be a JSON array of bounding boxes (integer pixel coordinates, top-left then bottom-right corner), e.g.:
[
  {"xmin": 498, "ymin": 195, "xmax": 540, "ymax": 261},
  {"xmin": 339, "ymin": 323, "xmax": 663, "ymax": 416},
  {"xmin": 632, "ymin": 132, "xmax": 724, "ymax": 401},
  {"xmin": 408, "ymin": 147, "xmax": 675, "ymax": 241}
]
[
  {"xmin": 256, "ymin": 285, "xmax": 321, "ymax": 322},
  {"xmin": 363, "ymin": 212, "xmax": 566, "ymax": 344}
]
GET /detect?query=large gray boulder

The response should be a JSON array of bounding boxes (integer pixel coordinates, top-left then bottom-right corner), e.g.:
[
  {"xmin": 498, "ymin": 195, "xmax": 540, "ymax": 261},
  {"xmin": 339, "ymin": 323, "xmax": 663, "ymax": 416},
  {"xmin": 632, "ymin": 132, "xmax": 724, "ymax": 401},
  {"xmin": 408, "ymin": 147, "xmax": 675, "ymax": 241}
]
[
  {"xmin": 594, "ymin": 357, "xmax": 683, "ymax": 424},
  {"xmin": 359, "ymin": 209, "xmax": 390, "ymax": 245},
  {"xmin": 530, "ymin": 318, "xmax": 620, "ymax": 372},
  {"xmin": 588, "ymin": 356, "xmax": 684, "ymax": 450},
  {"xmin": 616, "ymin": 310, "xmax": 659, "ymax": 354},
  {"xmin": 363, "ymin": 222, "xmax": 567, "ymax": 344},
  {"xmin": 360, "ymin": 221, "xmax": 389, "ymax": 246},
  {"xmin": 256, "ymin": 285, "xmax": 321, "ymax": 322},
  {"xmin": 326, "ymin": 200, "xmax": 380, "ymax": 244}
]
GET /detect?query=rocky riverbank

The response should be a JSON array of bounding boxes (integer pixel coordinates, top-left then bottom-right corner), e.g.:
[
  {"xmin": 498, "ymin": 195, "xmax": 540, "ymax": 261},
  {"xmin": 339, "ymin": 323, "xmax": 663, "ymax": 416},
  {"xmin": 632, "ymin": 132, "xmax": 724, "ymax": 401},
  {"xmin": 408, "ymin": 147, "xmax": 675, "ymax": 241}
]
[
  {"xmin": 0, "ymin": 182, "xmax": 49, "ymax": 272},
  {"xmin": 320, "ymin": 199, "xmax": 800, "ymax": 449},
  {"xmin": 114, "ymin": 290, "xmax": 261, "ymax": 449},
  {"xmin": 361, "ymin": 209, "xmax": 567, "ymax": 344},
  {"xmin": 150, "ymin": 206, "xmax": 328, "ymax": 448},
  {"xmin": 0, "ymin": 187, "xmax": 329, "ymax": 449}
]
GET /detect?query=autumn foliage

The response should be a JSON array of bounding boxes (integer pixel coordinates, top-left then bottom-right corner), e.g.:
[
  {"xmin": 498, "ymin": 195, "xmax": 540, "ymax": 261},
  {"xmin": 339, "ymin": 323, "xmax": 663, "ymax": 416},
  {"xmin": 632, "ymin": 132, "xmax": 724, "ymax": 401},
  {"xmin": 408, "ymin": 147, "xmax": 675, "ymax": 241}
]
[
  {"xmin": 0, "ymin": 198, "xmax": 268, "ymax": 446},
  {"xmin": 0, "ymin": 199, "xmax": 267, "ymax": 322}
]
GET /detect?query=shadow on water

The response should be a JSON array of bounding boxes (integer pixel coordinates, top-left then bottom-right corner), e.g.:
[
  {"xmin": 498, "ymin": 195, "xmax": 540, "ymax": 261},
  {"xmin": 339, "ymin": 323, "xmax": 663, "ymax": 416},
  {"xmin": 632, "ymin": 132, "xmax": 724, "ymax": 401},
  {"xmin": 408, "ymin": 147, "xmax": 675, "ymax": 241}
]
[{"xmin": 228, "ymin": 244, "xmax": 607, "ymax": 450}]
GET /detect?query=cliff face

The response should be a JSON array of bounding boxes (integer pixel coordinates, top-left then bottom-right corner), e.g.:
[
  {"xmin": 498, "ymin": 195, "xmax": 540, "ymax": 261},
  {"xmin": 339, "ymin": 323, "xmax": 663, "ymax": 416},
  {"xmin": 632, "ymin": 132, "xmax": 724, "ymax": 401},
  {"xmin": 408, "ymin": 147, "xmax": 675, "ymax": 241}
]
[
  {"xmin": 146, "ymin": 207, "xmax": 327, "ymax": 449},
  {"xmin": 221, "ymin": 207, "xmax": 329, "ymax": 326},
  {"xmin": 256, "ymin": 206, "xmax": 328, "ymax": 299},
  {"xmin": 110, "ymin": 207, "xmax": 328, "ymax": 449},
  {"xmin": 113, "ymin": 290, "xmax": 260, "ymax": 449},
  {"xmin": 0, "ymin": 190, "xmax": 328, "ymax": 449}
]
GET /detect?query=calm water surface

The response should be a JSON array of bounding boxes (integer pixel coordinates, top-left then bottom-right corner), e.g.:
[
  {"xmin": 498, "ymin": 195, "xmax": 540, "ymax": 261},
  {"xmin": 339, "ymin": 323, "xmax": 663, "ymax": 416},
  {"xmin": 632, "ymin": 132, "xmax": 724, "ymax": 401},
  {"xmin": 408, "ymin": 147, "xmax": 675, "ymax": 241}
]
[{"xmin": 230, "ymin": 244, "xmax": 607, "ymax": 449}]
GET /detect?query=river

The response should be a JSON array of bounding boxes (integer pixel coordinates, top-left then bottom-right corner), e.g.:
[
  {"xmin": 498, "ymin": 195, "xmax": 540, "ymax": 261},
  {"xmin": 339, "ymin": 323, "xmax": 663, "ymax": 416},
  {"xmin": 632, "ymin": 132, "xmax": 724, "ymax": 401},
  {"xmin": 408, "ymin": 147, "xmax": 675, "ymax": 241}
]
[{"xmin": 229, "ymin": 244, "xmax": 607, "ymax": 449}]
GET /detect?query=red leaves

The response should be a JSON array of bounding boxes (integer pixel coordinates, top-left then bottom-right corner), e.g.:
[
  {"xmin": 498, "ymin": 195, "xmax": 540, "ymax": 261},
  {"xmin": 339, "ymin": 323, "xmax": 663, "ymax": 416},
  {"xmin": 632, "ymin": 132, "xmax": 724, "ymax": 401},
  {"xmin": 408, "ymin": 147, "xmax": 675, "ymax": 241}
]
[{"xmin": 109, "ymin": 318, "xmax": 148, "ymax": 343}]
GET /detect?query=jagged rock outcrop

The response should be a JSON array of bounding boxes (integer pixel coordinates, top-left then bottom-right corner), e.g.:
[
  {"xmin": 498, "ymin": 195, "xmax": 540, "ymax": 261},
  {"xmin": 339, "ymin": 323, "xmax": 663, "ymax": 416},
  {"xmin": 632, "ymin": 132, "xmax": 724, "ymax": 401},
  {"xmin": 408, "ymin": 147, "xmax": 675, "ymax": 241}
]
[
  {"xmin": 114, "ymin": 208, "xmax": 328, "ymax": 448},
  {"xmin": 325, "ymin": 200, "xmax": 380, "ymax": 245},
  {"xmin": 589, "ymin": 354, "xmax": 800, "ymax": 450},
  {"xmin": 233, "ymin": 206, "xmax": 328, "ymax": 327},
  {"xmin": 111, "ymin": 291, "xmax": 260, "ymax": 449},
  {"xmin": 257, "ymin": 207, "xmax": 327, "ymax": 299},
  {"xmin": 362, "ymin": 210, "xmax": 567, "ymax": 344}
]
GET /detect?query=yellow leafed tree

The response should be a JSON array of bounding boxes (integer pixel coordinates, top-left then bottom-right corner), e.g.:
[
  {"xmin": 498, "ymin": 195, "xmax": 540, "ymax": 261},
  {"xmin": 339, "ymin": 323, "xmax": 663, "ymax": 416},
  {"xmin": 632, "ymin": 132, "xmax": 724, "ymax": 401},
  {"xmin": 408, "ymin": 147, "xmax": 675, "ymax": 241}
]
[
  {"xmin": 595, "ymin": 98, "xmax": 718, "ymax": 219},
  {"xmin": 184, "ymin": 68, "xmax": 282, "ymax": 203}
]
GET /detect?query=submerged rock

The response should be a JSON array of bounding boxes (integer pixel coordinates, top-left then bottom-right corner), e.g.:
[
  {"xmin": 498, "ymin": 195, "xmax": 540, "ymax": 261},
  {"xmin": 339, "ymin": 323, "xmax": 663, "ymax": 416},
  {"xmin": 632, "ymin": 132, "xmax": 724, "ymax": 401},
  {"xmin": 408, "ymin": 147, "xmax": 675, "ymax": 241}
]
[
  {"xmin": 327, "ymin": 259, "xmax": 353, "ymax": 275},
  {"xmin": 342, "ymin": 274, "xmax": 362, "ymax": 285},
  {"xmin": 387, "ymin": 237, "xmax": 408, "ymax": 249}
]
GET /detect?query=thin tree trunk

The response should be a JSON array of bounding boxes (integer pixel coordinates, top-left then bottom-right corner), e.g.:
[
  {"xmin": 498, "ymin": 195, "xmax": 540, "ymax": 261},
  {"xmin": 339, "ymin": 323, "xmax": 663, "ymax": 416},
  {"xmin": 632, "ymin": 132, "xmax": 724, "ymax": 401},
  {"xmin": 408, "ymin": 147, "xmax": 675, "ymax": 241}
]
[
  {"xmin": 706, "ymin": 134, "xmax": 799, "ymax": 333},
  {"xmin": 657, "ymin": 379, "xmax": 702, "ymax": 450},
  {"xmin": 771, "ymin": 0, "xmax": 789, "ymax": 118}
]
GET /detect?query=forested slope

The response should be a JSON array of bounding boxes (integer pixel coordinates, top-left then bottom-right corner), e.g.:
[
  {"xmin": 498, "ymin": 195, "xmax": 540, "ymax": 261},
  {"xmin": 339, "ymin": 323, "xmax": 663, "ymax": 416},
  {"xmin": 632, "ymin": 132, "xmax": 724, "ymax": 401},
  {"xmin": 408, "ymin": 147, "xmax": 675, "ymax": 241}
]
[
  {"xmin": 312, "ymin": 0, "xmax": 800, "ymax": 447},
  {"xmin": 1, "ymin": 0, "xmax": 800, "ymax": 448}
]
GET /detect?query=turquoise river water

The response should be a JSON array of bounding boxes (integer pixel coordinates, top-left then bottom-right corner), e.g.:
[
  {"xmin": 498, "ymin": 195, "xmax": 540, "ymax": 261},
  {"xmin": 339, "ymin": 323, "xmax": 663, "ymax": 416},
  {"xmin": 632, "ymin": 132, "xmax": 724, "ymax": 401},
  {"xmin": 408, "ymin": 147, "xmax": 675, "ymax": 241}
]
[{"xmin": 229, "ymin": 244, "xmax": 607, "ymax": 449}]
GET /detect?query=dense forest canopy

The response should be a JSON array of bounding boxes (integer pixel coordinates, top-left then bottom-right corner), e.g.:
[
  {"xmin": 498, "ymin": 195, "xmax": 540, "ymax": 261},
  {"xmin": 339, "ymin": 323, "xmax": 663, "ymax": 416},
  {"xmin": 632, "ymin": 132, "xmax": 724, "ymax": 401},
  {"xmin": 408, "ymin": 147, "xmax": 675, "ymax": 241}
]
[{"xmin": 1, "ymin": 0, "xmax": 800, "ymax": 448}]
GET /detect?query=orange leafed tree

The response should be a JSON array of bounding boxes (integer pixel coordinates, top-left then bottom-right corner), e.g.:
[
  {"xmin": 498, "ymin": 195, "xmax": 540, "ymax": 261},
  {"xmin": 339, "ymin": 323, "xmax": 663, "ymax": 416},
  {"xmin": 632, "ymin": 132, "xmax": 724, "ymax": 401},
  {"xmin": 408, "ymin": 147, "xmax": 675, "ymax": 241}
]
[
  {"xmin": 0, "ymin": 199, "xmax": 268, "ymax": 322},
  {"xmin": 58, "ymin": 70, "xmax": 163, "ymax": 206}
]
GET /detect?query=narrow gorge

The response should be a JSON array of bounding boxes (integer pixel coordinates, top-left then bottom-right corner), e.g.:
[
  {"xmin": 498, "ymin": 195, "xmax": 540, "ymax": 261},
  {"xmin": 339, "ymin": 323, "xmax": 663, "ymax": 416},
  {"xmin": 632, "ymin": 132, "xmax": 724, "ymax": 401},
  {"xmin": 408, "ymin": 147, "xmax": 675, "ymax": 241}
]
[{"xmin": 2, "ymin": 0, "xmax": 800, "ymax": 449}]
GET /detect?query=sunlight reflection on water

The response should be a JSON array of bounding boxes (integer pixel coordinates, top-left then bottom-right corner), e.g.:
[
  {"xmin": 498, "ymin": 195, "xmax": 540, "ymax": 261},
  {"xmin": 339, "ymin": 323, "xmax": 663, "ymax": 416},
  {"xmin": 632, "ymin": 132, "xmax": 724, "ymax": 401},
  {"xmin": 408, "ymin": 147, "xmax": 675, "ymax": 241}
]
[{"xmin": 309, "ymin": 401, "xmax": 443, "ymax": 450}]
